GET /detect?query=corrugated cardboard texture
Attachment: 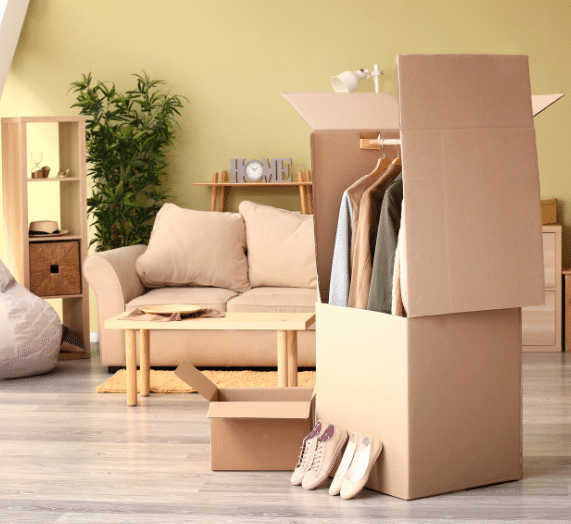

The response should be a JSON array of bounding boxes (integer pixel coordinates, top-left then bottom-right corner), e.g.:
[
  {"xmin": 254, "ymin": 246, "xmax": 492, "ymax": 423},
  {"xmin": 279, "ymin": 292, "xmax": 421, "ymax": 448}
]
[
  {"xmin": 210, "ymin": 418, "xmax": 311, "ymax": 471},
  {"xmin": 406, "ymin": 307, "xmax": 522, "ymax": 499},
  {"xmin": 282, "ymin": 92, "xmax": 399, "ymax": 131},
  {"xmin": 208, "ymin": 401, "xmax": 311, "ymax": 419},
  {"xmin": 398, "ymin": 54, "xmax": 544, "ymax": 317},
  {"xmin": 174, "ymin": 360, "xmax": 218, "ymax": 401},
  {"xmin": 315, "ymin": 302, "xmax": 522, "ymax": 500}
]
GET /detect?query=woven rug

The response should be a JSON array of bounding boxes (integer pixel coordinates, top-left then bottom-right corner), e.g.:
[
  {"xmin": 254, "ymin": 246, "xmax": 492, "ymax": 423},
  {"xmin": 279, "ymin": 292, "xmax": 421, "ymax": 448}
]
[{"xmin": 96, "ymin": 369, "xmax": 316, "ymax": 393}]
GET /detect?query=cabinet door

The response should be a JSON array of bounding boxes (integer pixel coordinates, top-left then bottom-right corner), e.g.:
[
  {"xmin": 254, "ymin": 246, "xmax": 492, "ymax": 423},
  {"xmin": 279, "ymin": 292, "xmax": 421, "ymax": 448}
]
[
  {"xmin": 542, "ymin": 232, "xmax": 556, "ymax": 289},
  {"xmin": 521, "ymin": 290, "xmax": 556, "ymax": 346}
]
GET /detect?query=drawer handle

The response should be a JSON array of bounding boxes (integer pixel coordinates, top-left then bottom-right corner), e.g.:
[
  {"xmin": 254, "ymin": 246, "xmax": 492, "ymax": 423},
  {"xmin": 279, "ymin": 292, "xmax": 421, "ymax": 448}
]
[{"xmin": 50, "ymin": 264, "xmax": 59, "ymax": 274}]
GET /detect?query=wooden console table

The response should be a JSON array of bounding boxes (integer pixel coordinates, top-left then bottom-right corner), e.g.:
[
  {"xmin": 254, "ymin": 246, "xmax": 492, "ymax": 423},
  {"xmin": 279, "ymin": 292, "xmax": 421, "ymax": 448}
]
[{"xmin": 194, "ymin": 170, "xmax": 313, "ymax": 214}]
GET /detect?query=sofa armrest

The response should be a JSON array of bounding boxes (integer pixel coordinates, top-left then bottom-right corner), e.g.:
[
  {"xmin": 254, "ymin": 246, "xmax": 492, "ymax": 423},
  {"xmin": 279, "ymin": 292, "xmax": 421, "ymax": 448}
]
[{"xmin": 83, "ymin": 244, "xmax": 147, "ymax": 366}]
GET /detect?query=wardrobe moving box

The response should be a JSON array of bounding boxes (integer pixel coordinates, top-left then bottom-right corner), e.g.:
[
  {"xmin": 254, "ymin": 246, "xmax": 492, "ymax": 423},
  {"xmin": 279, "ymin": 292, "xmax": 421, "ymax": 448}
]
[
  {"xmin": 174, "ymin": 360, "xmax": 314, "ymax": 471},
  {"xmin": 284, "ymin": 54, "xmax": 562, "ymax": 500}
]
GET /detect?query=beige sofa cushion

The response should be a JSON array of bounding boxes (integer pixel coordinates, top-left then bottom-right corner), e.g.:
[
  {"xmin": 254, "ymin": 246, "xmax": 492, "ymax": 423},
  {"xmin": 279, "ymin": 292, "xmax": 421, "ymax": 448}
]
[
  {"xmin": 238, "ymin": 201, "xmax": 317, "ymax": 289},
  {"xmin": 136, "ymin": 204, "xmax": 250, "ymax": 292},
  {"xmin": 227, "ymin": 287, "xmax": 317, "ymax": 314},
  {"xmin": 127, "ymin": 287, "xmax": 239, "ymax": 312}
]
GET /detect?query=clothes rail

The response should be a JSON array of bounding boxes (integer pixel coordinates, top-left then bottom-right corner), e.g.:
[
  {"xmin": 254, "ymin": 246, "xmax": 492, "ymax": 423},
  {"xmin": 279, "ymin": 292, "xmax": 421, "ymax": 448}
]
[{"xmin": 360, "ymin": 137, "xmax": 401, "ymax": 150}]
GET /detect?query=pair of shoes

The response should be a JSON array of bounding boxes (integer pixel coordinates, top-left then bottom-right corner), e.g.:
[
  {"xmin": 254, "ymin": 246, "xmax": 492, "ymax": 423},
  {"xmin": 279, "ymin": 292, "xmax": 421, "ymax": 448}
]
[
  {"xmin": 329, "ymin": 433, "xmax": 383, "ymax": 500},
  {"xmin": 290, "ymin": 420, "xmax": 348, "ymax": 490}
]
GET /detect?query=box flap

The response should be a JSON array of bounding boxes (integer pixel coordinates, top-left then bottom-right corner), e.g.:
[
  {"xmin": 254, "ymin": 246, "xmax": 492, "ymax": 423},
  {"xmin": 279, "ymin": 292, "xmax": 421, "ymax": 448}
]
[
  {"xmin": 207, "ymin": 401, "xmax": 311, "ymax": 420},
  {"xmin": 174, "ymin": 360, "xmax": 218, "ymax": 402},
  {"xmin": 398, "ymin": 54, "xmax": 545, "ymax": 317},
  {"xmin": 532, "ymin": 94, "xmax": 564, "ymax": 117},
  {"xmin": 283, "ymin": 92, "xmax": 400, "ymax": 131}
]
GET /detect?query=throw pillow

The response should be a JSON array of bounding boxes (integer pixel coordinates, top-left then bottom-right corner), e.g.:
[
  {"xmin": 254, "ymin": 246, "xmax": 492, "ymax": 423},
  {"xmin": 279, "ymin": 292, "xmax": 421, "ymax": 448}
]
[
  {"xmin": 136, "ymin": 203, "xmax": 250, "ymax": 292},
  {"xmin": 238, "ymin": 201, "xmax": 317, "ymax": 288}
]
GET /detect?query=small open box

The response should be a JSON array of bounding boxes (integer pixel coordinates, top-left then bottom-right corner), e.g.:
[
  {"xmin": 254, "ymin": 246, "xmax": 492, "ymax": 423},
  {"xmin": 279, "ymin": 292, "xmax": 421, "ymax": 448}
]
[{"xmin": 174, "ymin": 360, "xmax": 315, "ymax": 471}]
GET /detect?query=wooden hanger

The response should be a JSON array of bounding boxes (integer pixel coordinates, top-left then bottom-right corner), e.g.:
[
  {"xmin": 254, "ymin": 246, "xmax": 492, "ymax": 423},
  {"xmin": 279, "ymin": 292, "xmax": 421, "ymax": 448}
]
[
  {"xmin": 367, "ymin": 156, "xmax": 393, "ymax": 177},
  {"xmin": 391, "ymin": 157, "xmax": 402, "ymax": 167},
  {"xmin": 367, "ymin": 138, "xmax": 393, "ymax": 177}
]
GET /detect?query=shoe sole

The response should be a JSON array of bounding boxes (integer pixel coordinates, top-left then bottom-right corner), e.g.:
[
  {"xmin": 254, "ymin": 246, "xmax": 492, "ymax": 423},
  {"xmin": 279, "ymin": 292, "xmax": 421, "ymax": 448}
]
[{"xmin": 303, "ymin": 432, "xmax": 348, "ymax": 490}]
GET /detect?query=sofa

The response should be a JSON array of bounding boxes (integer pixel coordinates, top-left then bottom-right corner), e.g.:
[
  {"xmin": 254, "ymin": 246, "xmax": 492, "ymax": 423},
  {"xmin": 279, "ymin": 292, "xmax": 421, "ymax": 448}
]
[{"xmin": 84, "ymin": 201, "xmax": 318, "ymax": 369}]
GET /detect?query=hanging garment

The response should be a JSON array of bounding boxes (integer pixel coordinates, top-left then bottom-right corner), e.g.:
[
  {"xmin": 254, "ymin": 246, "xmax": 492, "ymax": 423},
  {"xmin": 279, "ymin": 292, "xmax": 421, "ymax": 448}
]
[
  {"xmin": 348, "ymin": 163, "xmax": 402, "ymax": 309},
  {"xmin": 391, "ymin": 201, "xmax": 408, "ymax": 316},
  {"xmin": 367, "ymin": 173, "xmax": 403, "ymax": 313},
  {"xmin": 329, "ymin": 175, "xmax": 376, "ymax": 306}
]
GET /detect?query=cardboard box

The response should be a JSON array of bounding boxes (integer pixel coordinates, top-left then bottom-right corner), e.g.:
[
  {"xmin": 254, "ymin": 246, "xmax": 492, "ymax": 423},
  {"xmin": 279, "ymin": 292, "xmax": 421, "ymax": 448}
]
[
  {"xmin": 541, "ymin": 198, "xmax": 557, "ymax": 225},
  {"xmin": 284, "ymin": 55, "xmax": 562, "ymax": 499},
  {"xmin": 174, "ymin": 360, "xmax": 314, "ymax": 471}
]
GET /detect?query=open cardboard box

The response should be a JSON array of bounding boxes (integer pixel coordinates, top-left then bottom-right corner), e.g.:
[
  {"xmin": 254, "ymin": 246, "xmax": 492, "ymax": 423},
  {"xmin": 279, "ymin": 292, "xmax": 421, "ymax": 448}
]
[
  {"xmin": 284, "ymin": 55, "xmax": 562, "ymax": 499},
  {"xmin": 174, "ymin": 360, "xmax": 315, "ymax": 471}
]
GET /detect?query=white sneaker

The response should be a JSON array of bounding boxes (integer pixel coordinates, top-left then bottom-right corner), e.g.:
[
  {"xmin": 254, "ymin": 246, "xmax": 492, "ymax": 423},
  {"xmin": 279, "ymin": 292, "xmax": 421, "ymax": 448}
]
[{"xmin": 290, "ymin": 420, "xmax": 324, "ymax": 486}]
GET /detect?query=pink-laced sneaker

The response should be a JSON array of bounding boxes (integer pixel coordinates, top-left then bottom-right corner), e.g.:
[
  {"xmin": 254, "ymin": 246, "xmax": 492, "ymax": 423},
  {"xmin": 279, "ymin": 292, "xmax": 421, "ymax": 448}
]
[
  {"xmin": 301, "ymin": 423, "xmax": 348, "ymax": 490},
  {"xmin": 290, "ymin": 420, "xmax": 323, "ymax": 486}
]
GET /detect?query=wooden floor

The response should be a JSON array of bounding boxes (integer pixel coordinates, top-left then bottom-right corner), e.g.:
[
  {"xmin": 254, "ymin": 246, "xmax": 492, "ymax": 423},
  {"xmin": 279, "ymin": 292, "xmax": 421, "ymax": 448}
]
[{"xmin": 0, "ymin": 349, "xmax": 570, "ymax": 523}]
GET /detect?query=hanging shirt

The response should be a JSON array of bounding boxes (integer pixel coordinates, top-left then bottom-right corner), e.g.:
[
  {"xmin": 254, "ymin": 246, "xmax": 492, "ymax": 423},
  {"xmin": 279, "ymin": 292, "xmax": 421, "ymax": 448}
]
[
  {"xmin": 367, "ymin": 173, "xmax": 403, "ymax": 313},
  {"xmin": 329, "ymin": 175, "xmax": 376, "ymax": 307}
]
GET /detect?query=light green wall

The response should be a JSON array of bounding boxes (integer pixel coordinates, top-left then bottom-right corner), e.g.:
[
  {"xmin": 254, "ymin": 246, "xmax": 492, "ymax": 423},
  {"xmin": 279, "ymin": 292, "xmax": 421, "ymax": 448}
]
[{"xmin": 1, "ymin": 0, "xmax": 570, "ymax": 331}]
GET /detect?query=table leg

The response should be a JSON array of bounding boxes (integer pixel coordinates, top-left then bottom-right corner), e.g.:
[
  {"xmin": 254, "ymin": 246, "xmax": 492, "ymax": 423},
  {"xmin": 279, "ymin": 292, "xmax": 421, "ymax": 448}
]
[
  {"xmin": 210, "ymin": 172, "xmax": 219, "ymax": 211},
  {"xmin": 287, "ymin": 331, "xmax": 298, "ymax": 387},
  {"xmin": 140, "ymin": 329, "xmax": 150, "ymax": 396},
  {"xmin": 277, "ymin": 330, "xmax": 288, "ymax": 387},
  {"xmin": 125, "ymin": 329, "xmax": 137, "ymax": 406}
]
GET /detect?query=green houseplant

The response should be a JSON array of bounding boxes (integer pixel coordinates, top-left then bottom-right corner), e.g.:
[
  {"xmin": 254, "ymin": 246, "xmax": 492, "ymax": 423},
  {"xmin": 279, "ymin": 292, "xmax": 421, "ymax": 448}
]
[{"xmin": 70, "ymin": 72, "xmax": 186, "ymax": 251}]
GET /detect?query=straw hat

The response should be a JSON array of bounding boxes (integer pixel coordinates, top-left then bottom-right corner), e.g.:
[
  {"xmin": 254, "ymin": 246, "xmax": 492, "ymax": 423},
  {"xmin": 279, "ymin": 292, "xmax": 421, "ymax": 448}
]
[{"xmin": 29, "ymin": 220, "xmax": 62, "ymax": 235}]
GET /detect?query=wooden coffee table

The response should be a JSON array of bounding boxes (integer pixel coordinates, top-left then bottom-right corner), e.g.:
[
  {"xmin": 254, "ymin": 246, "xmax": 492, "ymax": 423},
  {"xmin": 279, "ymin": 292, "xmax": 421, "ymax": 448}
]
[{"xmin": 104, "ymin": 311, "xmax": 316, "ymax": 406}]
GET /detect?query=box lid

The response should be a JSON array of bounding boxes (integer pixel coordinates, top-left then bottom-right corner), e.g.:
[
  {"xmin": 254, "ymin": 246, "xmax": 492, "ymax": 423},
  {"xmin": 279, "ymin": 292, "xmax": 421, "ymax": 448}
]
[
  {"xmin": 532, "ymin": 94, "xmax": 564, "ymax": 117},
  {"xmin": 281, "ymin": 92, "xmax": 561, "ymax": 131},
  {"xmin": 282, "ymin": 92, "xmax": 400, "ymax": 131},
  {"xmin": 398, "ymin": 54, "xmax": 546, "ymax": 316},
  {"xmin": 174, "ymin": 360, "xmax": 218, "ymax": 401},
  {"xmin": 207, "ymin": 401, "xmax": 312, "ymax": 419}
]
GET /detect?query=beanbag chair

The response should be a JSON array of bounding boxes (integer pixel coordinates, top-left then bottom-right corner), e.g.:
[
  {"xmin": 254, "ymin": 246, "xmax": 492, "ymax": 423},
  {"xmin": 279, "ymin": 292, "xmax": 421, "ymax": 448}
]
[{"xmin": 0, "ymin": 259, "xmax": 62, "ymax": 380}]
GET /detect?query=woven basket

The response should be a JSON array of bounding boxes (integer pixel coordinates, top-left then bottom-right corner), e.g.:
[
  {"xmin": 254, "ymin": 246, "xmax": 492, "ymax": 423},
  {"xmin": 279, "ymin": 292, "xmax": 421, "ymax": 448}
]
[{"xmin": 29, "ymin": 240, "xmax": 81, "ymax": 296}]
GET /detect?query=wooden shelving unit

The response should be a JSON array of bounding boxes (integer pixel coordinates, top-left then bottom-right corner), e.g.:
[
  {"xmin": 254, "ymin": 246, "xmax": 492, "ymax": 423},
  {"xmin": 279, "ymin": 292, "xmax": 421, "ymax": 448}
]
[
  {"xmin": 2, "ymin": 116, "xmax": 90, "ymax": 359},
  {"xmin": 195, "ymin": 170, "xmax": 313, "ymax": 214},
  {"xmin": 522, "ymin": 224, "xmax": 562, "ymax": 352}
]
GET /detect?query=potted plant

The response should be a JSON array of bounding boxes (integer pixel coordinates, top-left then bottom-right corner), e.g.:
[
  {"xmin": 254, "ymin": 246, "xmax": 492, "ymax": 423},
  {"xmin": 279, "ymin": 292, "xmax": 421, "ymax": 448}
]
[{"xmin": 70, "ymin": 72, "xmax": 186, "ymax": 252}]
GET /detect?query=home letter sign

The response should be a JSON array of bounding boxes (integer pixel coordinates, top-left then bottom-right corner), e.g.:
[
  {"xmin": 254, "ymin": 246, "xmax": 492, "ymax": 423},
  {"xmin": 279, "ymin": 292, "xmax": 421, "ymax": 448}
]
[{"xmin": 230, "ymin": 158, "xmax": 293, "ymax": 183}]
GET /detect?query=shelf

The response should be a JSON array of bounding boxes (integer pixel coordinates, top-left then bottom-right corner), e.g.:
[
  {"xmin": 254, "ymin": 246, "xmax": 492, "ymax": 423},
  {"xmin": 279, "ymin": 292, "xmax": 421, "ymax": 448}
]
[
  {"xmin": 27, "ymin": 177, "xmax": 80, "ymax": 182},
  {"xmin": 58, "ymin": 348, "xmax": 90, "ymax": 361},
  {"xmin": 1, "ymin": 116, "xmax": 86, "ymax": 124},
  {"xmin": 194, "ymin": 182, "xmax": 312, "ymax": 187},
  {"xmin": 29, "ymin": 235, "xmax": 83, "ymax": 243},
  {"xmin": 38, "ymin": 293, "xmax": 84, "ymax": 300},
  {"xmin": 2, "ymin": 116, "xmax": 91, "ymax": 360}
]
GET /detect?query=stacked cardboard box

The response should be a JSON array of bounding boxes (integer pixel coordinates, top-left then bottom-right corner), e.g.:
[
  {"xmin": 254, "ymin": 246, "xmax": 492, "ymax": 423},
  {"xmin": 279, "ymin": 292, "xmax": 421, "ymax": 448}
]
[{"xmin": 285, "ymin": 54, "xmax": 562, "ymax": 499}]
